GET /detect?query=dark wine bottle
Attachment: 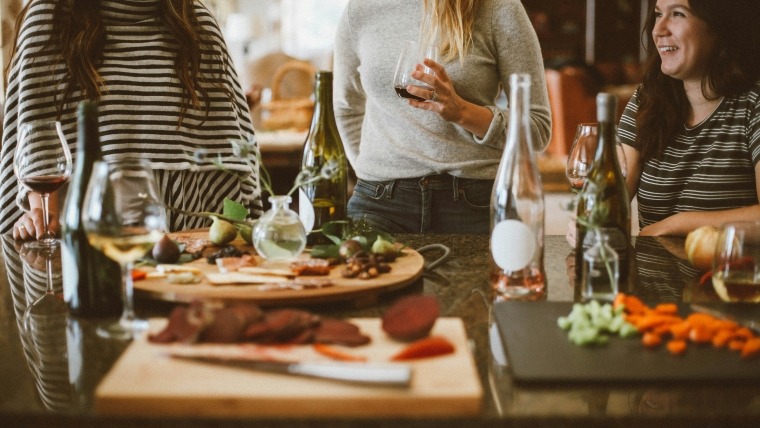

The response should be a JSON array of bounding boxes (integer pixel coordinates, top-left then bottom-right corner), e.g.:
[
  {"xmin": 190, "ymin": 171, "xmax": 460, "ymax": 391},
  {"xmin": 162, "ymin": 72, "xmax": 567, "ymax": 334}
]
[
  {"xmin": 299, "ymin": 71, "xmax": 348, "ymax": 245},
  {"xmin": 489, "ymin": 73, "xmax": 546, "ymax": 302},
  {"xmin": 60, "ymin": 101, "xmax": 122, "ymax": 317},
  {"xmin": 575, "ymin": 93, "xmax": 631, "ymax": 280}
]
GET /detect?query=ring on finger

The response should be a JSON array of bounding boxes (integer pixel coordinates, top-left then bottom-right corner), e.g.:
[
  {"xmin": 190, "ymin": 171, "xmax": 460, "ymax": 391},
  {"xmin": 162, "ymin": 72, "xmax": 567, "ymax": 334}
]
[{"xmin": 430, "ymin": 91, "xmax": 438, "ymax": 102}]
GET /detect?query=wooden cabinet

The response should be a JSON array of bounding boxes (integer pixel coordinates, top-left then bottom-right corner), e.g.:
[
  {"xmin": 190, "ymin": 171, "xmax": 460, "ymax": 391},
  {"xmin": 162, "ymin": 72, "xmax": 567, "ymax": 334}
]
[{"xmin": 522, "ymin": 0, "xmax": 649, "ymax": 70}]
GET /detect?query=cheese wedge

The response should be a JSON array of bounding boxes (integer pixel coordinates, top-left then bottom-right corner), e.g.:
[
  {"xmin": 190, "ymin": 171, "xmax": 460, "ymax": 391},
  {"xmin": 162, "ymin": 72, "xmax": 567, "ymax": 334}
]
[
  {"xmin": 206, "ymin": 272, "xmax": 290, "ymax": 285},
  {"xmin": 237, "ymin": 266, "xmax": 294, "ymax": 277}
]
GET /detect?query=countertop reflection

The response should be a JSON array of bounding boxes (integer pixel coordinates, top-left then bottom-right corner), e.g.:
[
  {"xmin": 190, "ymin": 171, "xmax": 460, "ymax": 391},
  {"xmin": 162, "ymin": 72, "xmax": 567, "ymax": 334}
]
[{"xmin": 1, "ymin": 233, "xmax": 758, "ymax": 427}]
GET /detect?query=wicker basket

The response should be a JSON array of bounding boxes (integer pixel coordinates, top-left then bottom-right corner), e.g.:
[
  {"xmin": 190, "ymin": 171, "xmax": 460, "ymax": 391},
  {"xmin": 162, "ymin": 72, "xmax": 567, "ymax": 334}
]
[{"xmin": 260, "ymin": 60, "xmax": 317, "ymax": 131}]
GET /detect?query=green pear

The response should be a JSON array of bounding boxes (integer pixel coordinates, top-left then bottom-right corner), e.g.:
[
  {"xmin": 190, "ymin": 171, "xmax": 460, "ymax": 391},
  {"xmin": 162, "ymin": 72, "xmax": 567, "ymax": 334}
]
[
  {"xmin": 236, "ymin": 223, "xmax": 254, "ymax": 245},
  {"xmin": 209, "ymin": 216, "xmax": 238, "ymax": 245}
]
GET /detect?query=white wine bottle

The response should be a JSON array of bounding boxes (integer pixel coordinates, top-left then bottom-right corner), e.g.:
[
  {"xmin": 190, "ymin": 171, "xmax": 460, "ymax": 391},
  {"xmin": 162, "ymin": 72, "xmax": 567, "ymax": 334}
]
[
  {"xmin": 299, "ymin": 71, "xmax": 348, "ymax": 245},
  {"xmin": 575, "ymin": 93, "xmax": 631, "ymax": 280},
  {"xmin": 489, "ymin": 73, "xmax": 546, "ymax": 301}
]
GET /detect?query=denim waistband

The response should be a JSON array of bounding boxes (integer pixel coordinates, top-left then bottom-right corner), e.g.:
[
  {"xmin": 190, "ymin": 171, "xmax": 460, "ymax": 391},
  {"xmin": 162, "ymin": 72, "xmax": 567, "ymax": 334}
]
[{"xmin": 358, "ymin": 174, "xmax": 493, "ymax": 199}]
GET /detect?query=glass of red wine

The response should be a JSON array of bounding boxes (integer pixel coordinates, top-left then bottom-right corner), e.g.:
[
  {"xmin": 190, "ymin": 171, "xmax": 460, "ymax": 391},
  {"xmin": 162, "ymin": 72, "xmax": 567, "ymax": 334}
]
[
  {"xmin": 393, "ymin": 40, "xmax": 439, "ymax": 102},
  {"xmin": 14, "ymin": 121, "xmax": 73, "ymax": 249}
]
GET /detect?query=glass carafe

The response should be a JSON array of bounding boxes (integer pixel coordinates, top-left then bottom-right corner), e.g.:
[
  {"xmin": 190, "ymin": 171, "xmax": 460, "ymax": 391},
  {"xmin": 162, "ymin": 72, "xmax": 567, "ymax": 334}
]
[{"xmin": 253, "ymin": 195, "xmax": 307, "ymax": 260}]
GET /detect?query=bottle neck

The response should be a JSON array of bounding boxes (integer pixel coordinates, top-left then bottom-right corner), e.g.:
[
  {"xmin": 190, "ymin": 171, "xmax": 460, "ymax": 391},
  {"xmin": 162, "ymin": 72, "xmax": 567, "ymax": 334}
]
[
  {"xmin": 311, "ymin": 73, "xmax": 334, "ymax": 125},
  {"xmin": 76, "ymin": 106, "xmax": 103, "ymax": 169},
  {"xmin": 505, "ymin": 78, "xmax": 532, "ymax": 158},
  {"xmin": 595, "ymin": 121, "xmax": 620, "ymax": 168},
  {"xmin": 268, "ymin": 195, "xmax": 292, "ymax": 209}
]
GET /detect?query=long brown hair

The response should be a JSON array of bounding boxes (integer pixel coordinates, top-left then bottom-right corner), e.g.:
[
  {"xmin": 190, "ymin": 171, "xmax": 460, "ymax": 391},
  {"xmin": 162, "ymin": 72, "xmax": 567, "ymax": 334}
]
[
  {"xmin": 6, "ymin": 0, "xmax": 227, "ymax": 124},
  {"xmin": 636, "ymin": 0, "xmax": 760, "ymax": 162}
]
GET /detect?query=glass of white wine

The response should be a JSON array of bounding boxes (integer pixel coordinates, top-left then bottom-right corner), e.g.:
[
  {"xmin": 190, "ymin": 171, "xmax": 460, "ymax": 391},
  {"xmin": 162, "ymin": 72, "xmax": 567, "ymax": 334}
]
[
  {"xmin": 711, "ymin": 221, "xmax": 760, "ymax": 303},
  {"xmin": 82, "ymin": 159, "xmax": 165, "ymax": 340}
]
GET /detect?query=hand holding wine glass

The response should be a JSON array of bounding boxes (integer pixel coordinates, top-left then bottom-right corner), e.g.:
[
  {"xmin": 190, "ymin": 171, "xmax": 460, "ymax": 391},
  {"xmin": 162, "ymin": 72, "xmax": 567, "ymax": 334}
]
[
  {"xmin": 13, "ymin": 121, "xmax": 73, "ymax": 246},
  {"xmin": 82, "ymin": 159, "xmax": 165, "ymax": 340}
]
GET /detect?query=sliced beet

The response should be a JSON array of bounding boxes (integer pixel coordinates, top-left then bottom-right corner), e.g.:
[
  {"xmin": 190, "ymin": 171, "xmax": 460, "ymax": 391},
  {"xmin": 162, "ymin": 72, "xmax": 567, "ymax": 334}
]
[{"xmin": 382, "ymin": 295, "xmax": 440, "ymax": 341}]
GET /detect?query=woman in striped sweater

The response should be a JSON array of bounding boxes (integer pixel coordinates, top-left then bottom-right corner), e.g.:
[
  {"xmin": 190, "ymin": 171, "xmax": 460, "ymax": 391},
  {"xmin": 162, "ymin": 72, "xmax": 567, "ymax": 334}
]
[
  {"xmin": 2, "ymin": 0, "xmax": 262, "ymax": 240},
  {"xmin": 618, "ymin": 0, "xmax": 760, "ymax": 236}
]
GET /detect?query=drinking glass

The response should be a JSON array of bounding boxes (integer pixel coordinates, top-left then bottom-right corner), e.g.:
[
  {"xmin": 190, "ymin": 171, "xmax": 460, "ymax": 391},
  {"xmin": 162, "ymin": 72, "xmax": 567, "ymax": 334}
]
[
  {"xmin": 18, "ymin": 244, "xmax": 69, "ymax": 411},
  {"xmin": 566, "ymin": 123, "xmax": 628, "ymax": 191},
  {"xmin": 393, "ymin": 40, "xmax": 439, "ymax": 102},
  {"xmin": 711, "ymin": 221, "xmax": 760, "ymax": 303},
  {"xmin": 566, "ymin": 123, "xmax": 598, "ymax": 191},
  {"xmin": 20, "ymin": 244, "xmax": 66, "ymax": 331},
  {"xmin": 14, "ymin": 121, "xmax": 73, "ymax": 248},
  {"xmin": 82, "ymin": 159, "xmax": 165, "ymax": 340}
]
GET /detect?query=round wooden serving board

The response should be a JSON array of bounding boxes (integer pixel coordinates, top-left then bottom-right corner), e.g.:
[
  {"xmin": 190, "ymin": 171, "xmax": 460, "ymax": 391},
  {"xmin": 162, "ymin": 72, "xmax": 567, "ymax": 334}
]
[{"xmin": 134, "ymin": 230, "xmax": 425, "ymax": 306}]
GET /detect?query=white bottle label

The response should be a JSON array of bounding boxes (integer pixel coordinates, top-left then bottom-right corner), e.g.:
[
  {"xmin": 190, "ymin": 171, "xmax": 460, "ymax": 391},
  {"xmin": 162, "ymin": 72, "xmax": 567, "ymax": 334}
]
[
  {"xmin": 298, "ymin": 189, "xmax": 315, "ymax": 234},
  {"xmin": 491, "ymin": 219, "xmax": 536, "ymax": 271}
]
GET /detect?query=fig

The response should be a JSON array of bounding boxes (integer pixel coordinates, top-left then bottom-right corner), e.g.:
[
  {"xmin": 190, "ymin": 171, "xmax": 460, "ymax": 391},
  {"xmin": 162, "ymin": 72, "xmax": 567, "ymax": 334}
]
[
  {"xmin": 209, "ymin": 216, "xmax": 238, "ymax": 246},
  {"xmin": 152, "ymin": 235, "xmax": 181, "ymax": 264},
  {"xmin": 339, "ymin": 239, "xmax": 363, "ymax": 260},
  {"xmin": 371, "ymin": 235, "xmax": 397, "ymax": 259}
]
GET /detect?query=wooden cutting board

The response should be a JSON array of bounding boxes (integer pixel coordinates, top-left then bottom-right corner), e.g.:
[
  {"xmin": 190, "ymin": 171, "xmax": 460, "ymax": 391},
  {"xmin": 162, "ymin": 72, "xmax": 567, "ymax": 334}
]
[
  {"xmin": 134, "ymin": 231, "xmax": 425, "ymax": 306},
  {"xmin": 94, "ymin": 318, "xmax": 482, "ymax": 417}
]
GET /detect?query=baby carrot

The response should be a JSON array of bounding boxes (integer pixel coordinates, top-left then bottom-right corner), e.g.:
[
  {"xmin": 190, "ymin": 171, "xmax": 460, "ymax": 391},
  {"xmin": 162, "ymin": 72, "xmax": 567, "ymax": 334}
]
[
  {"xmin": 641, "ymin": 332, "xmax": 662, "ymax": 349},
  {"xmin": 667, "ymin": 339, "xmax": 687, "ymax": 356},
  {"xmin": 741, "ymin": 338, "xmax": 760, "ymax": 359}
]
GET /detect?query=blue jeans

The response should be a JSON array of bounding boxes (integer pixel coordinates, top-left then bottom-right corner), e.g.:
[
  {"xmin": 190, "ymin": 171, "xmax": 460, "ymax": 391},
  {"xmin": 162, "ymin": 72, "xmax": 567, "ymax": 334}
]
[{"xmin": 348, "ymin": 174, "xmax": 492, "ymax": 234}]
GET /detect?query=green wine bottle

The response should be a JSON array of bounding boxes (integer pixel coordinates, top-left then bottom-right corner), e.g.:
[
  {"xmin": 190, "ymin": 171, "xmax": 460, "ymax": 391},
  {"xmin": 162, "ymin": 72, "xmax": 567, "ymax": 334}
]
[
  {"xmin": 575, "ymin": 93, "xmax": 631, "ymax": 280},
  {"xmin": 299, "ymin": 71, "xmax": 348, "ymax": 245},
  {"xmin": 61, "ymin": 101, "xmax": 122, "ymax": 317}
]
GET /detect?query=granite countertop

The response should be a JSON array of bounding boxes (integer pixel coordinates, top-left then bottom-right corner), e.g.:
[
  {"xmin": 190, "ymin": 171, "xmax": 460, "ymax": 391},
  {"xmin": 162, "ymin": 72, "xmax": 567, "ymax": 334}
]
[{"xmin": 1, "ymin": 233, "xmax": 758, "ymax": 427}]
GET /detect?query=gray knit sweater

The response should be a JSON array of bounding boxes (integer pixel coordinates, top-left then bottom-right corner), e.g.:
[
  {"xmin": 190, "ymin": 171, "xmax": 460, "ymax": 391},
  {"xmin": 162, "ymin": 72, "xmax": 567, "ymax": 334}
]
[{"xmin": 333, "ymin": 0, "xmax": 551, "ymax": 182}]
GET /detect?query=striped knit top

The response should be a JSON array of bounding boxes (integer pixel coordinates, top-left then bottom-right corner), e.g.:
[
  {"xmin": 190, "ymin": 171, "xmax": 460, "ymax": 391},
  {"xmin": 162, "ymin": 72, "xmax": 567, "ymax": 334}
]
[
  {"xmin": 618, "ymin": 84, "xmax": 760, "ymax": 228},
  {"xmin": 0, "ymin": 0, "xmax": 261, "ymax": 232}
]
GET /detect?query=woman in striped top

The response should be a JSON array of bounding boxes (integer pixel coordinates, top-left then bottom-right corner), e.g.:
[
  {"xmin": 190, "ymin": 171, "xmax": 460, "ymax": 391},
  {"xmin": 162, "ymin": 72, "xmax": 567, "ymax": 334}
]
[
  {"xmin": 618, "ymin": 0, "xmax": 760, "ymax": 236},
  {"xmin": 2, "ymin": 0, "xmax": 262, "ymax": 239}
]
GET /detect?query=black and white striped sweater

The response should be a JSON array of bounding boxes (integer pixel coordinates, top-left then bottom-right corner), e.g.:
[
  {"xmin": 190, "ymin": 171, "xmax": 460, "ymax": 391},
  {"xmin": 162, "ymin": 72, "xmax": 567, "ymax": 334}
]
[{"xmin": 1, "ymin": 0, "xmax": 262, "ymax": 232}]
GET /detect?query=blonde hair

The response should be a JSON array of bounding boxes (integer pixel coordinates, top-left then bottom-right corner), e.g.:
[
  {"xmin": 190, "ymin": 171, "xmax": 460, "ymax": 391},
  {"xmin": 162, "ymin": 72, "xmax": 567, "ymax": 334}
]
[{"xmin": 421, "ymin": 0, "xmax": 476, "ymax": 63}]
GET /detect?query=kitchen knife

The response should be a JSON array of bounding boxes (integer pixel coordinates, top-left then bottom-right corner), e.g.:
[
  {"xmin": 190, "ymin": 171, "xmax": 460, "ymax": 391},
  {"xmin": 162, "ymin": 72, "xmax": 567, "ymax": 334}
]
[
  {"xmin": 171, "ymin": 354, "xmax": 413, "ymax": 388},
  {"xmin": 690, "ymin": 303, "xmax": 760, "ymax": 334}
]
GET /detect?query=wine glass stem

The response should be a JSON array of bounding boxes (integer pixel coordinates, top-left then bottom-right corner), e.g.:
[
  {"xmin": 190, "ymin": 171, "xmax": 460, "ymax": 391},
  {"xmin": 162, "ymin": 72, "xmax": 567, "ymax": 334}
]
[
  {"xmin": 39, "ymin": 192, "xmax": 53, "ymax": 241},
  {"xmin": 119, "ymin": 262, "xmax": 137, "ymax": 326},
  {"xmin": 45, "ymin": 256, "xmax": 54, "ymax": 294}
]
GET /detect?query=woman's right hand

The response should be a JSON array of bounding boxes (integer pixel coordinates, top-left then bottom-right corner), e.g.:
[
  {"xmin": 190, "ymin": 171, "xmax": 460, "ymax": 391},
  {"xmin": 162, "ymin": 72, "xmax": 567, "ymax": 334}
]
[{"xmin": 13, "ymin": 208, "xmax": 59, "ymax": 241}]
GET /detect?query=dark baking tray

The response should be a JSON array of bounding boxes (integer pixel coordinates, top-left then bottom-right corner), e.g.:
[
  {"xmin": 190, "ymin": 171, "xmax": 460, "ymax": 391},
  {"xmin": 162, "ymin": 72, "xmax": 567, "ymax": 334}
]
[{"xmin": 493, "ymin": 301, "xmax": 760, "ymax": 384}]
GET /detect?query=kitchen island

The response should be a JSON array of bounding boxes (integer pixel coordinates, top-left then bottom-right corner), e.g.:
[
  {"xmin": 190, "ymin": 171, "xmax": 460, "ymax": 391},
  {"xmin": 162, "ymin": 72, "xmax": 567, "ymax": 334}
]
[{"xmin": 1, "ymin": 233, "xmax": 758, "ymax": 427}]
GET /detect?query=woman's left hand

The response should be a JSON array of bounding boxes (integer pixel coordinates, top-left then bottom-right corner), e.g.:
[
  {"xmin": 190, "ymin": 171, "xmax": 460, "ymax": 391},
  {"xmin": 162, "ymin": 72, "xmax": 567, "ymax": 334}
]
[{"xmin": 407, "ymin": 58, "xmax": 463, "ymax": 123}]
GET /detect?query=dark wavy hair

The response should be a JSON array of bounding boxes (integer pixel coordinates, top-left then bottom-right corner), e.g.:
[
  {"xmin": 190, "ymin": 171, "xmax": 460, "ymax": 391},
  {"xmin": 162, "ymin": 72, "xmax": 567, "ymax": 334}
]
[
  {"xmin": 635, "ymin": 0, "xmax": 760, "ymax": 162},
  {"xmin": 7, "ymin": 0, "xmax": 228, "ymax": 125}
]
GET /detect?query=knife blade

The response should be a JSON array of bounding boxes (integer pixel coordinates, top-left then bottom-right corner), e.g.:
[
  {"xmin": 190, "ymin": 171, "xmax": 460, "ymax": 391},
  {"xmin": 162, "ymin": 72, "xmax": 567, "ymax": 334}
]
[
  {"xmin": 170, "ymin": 354, "xmax": 413, "ymax": 388},
  {"xmin": 690, "ymin": 303, "xmax": 760, "ymax": 334}
]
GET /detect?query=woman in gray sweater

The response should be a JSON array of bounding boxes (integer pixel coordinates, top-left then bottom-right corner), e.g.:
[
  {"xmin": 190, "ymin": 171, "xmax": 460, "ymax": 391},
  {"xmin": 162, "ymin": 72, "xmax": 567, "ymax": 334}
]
[{"xmin": 333, "ymin": 0, "xmax": 551, "ymax": 234}]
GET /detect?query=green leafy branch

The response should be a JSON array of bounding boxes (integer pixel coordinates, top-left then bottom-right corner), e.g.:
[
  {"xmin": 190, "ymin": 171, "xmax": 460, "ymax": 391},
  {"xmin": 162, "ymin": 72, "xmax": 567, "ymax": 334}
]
[{"xmin": 577, "ymin": 185, "xmax": 617, "ymax": 289}]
